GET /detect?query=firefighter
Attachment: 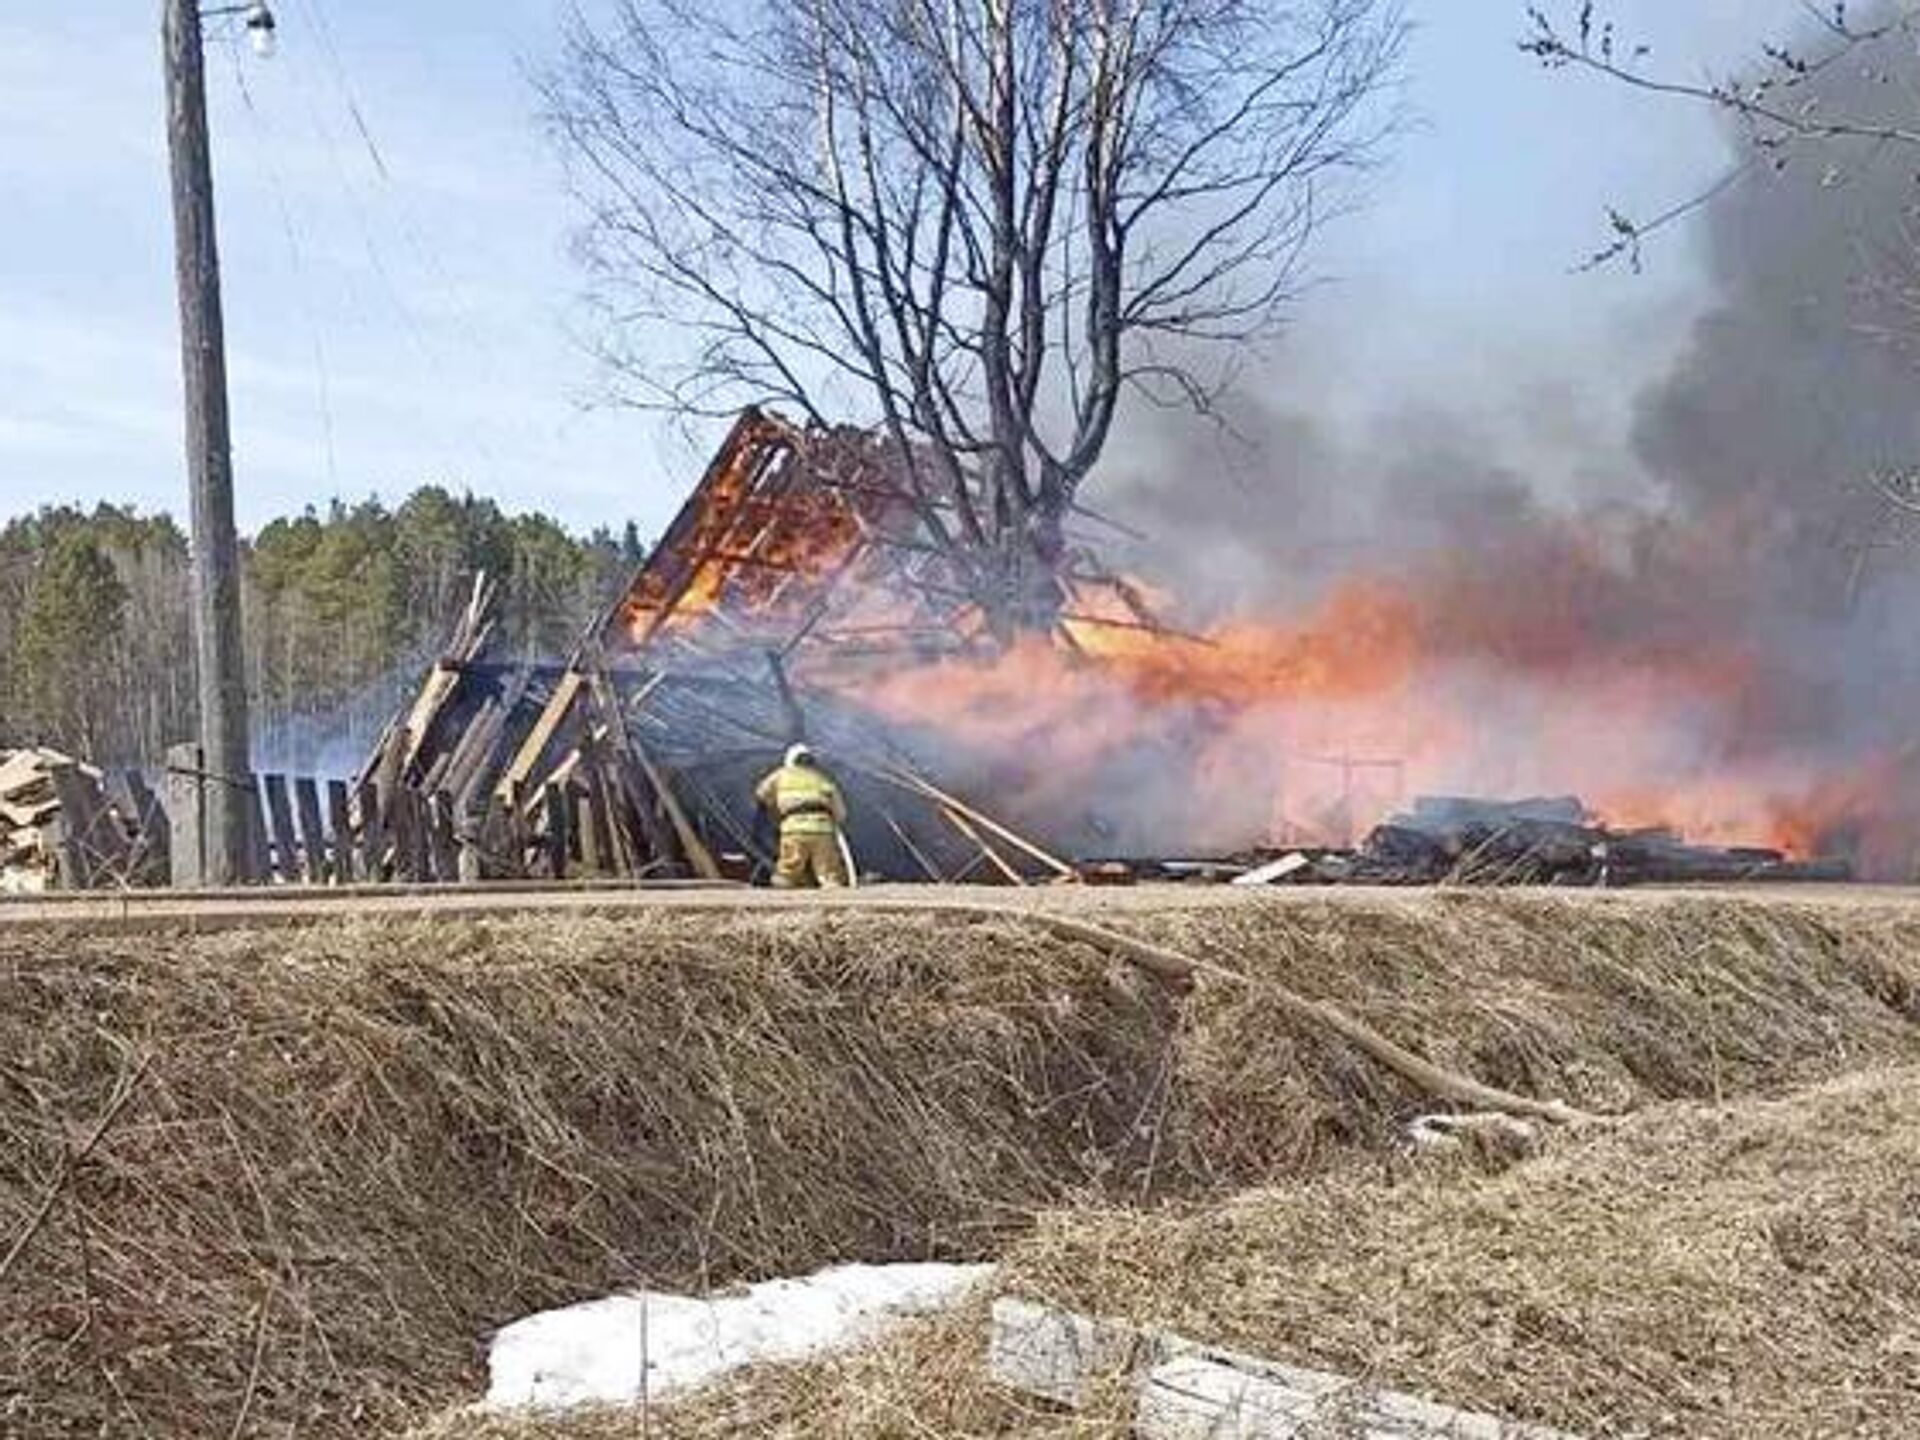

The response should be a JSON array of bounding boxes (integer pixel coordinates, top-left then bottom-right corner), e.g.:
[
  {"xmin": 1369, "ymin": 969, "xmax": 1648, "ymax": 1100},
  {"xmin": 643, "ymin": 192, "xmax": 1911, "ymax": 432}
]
[{"xmin": 754, "ymin": 743, "xmax": 850, "ymax": 888}]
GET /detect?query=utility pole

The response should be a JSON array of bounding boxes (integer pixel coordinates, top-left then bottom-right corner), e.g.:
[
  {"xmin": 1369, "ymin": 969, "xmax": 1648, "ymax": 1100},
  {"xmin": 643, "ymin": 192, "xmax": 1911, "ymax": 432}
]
[{"xmin": 164, "ymin": 0, "xmax": 256, "ymax": 883}]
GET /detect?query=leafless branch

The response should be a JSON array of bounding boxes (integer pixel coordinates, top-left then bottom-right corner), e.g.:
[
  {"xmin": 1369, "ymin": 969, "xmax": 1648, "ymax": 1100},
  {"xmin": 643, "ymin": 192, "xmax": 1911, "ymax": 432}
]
[
  {"xmin": 548, "ymin": 0, "xmax": 1406, "ymax": 623},
  {"xmin": 1523, "ymin": 2, "xmax": 1920, "ymax": 269}
]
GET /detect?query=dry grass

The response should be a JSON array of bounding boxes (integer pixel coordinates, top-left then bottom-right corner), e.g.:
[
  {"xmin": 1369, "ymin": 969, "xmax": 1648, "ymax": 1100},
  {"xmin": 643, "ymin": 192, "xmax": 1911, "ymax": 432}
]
[
  {"xmin": 1001, "ymin": 1062, "xmax": 1920, "ymax": 1439},
  {"xmin": 441, "ymin": 1064, "xmax": 1920, "ymax": 1440},
  {"xmin": 1143, "ymin": 890, "xmax": 1920, "ymax": 1179},
  {"xmin": 3, "ymin": 891, "xmax": 1920, "ymax": 1436},
  {"xmin": 0, "ymin": 910, "xmax": 1174, "ymax": 1437}
]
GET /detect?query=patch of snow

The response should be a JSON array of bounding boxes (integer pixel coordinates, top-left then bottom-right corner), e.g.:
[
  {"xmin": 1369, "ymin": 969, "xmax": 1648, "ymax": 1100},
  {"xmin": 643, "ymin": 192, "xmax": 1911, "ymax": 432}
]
[{"xmin": 484, "ymin": 1260, "xmax": 994, "ymax": 1411}]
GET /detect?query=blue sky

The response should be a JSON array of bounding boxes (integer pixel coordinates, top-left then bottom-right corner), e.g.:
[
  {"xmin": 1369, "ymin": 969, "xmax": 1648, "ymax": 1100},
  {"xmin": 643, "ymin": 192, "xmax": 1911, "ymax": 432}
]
[{"xmin": 0, "ymin": 1, "xmax": 1801, "ymax": 537}]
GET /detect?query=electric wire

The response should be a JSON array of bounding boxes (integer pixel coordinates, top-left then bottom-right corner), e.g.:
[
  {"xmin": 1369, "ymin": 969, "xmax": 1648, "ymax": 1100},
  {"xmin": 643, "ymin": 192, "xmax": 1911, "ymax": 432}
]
[{"xmin": 223, "ymin": 31, "xmax": 341, "ymax": 492}]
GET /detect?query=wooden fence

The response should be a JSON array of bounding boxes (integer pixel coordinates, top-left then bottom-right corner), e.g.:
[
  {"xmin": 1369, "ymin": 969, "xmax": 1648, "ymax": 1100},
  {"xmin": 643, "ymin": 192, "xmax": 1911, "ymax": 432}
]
[{"xmin": 159, "ymin": 743, "xmax": 675, "ymax": 890}]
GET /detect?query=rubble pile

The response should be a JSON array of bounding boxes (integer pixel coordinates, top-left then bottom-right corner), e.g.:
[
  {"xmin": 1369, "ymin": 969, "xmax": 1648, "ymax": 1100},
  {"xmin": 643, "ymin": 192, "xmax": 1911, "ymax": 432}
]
[{"xmin": 1263, "ymin": 795, "xmax": 1853, "ymax": 887}]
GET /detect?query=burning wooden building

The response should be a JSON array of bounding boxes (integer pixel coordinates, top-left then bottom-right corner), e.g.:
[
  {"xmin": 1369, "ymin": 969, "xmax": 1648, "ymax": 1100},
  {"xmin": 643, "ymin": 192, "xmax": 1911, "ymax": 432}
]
[
  {"xmin": 355, "ymin": 409, "xmax": 1146, "ymax": 885},
  {"xmin": 341, "ymin": 408, "xmax": 1860, "ymax": 891}
]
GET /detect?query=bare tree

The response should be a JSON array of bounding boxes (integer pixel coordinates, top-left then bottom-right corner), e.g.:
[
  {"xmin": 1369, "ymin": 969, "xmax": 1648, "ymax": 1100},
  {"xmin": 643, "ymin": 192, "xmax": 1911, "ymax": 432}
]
[
  {"xmin": 1522, "ymin": 3, "xmax": 1920, "ymax": 269},
  {"xmin": 550, "ymin": 0, "xmax": 1404, "ymax": 628}
]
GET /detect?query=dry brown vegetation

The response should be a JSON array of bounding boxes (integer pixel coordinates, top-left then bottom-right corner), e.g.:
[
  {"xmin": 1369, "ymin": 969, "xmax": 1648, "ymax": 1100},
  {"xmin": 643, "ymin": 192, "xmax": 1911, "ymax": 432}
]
[
  {"xmin": 5, "ymin": 891, "xmax": 1920, "ymax": 1436},
  {"xmin": 433, "ymin": 1064, "xmax": 1920, "ymax": 1439},
  {"xmin": 1005, "ymin": 1063, "xmax": 1920, "ymax": 1438}
]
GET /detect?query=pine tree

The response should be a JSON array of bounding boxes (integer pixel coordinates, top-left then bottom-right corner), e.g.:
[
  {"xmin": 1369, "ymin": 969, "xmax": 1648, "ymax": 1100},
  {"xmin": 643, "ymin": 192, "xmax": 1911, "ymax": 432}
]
[{"xmin": 13, "ymin": 532, "xmax": 130, "ymax": 754}]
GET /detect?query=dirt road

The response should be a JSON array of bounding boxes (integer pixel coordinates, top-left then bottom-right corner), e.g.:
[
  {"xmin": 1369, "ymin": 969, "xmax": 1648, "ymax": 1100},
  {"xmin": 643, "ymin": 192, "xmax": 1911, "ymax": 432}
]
[{"xmin": 3, "ymin": 878, "xmax": 1917, "ymax": 934}]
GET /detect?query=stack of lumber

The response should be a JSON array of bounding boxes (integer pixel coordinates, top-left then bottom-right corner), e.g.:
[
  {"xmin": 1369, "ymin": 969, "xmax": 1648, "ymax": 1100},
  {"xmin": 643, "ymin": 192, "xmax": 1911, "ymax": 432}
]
[
  {"xmin": 0, "ymin": 747, "xmax": 167, "ymax": 891},
  {"xmin": 0, "ymin": 748, "xmax": 65, "ymax": 890}
]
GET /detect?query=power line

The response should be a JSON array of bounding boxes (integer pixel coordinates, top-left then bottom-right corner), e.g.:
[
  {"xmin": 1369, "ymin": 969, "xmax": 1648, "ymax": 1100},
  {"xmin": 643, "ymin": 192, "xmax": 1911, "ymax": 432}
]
[
  {"xmin": 267, "ymin": 1, "xmax": 515, "ymax": 488},
  {"xmin": 287, "ymin": 0, "xmax": 535, "ymax": 442},
  {"xmin": 224, "ymin": 33, "xmax": 340, "ymax": 491}
]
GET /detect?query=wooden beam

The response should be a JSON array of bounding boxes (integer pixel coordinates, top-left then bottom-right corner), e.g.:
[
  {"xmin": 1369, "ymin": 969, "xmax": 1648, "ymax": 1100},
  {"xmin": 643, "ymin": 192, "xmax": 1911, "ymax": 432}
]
[
  {"xmin": 542, "ymin": 780, "xmax": 571, "ymax": 880},
  {"xmin": 495, "ymin": 670, "xmax": 587, "ymax": 805},
  {"xmin": 292, "ymin": 778, "xmax": 328, "ymax": 885},
  {"xmin": 261, "ymin": 775, "xmax": 300, "ymax": 884},
  {"xmin": 246, "ymin": 779, "xmax": 272, "ymax": 885},
  {"xmin": 881, "ymin": 807, "xmax": 944, "ymax": 882},
  {"xmin": 938, "ymin": 804, "xmax": 1025, "ymax": 886},
  {"xmin": 426, "ymin": 792, "xmax": 459, "ymax": 883},
  {"xmin": 326, "ymin": 780, "xmax": 356, "ymax": 882},
  {"xmin": 880, "ymin": 766, "xmax": 1073, "ymax": 879},
  {"xmin": 628, "ymin": 735, "xmax": 722, "ymax": 881}
]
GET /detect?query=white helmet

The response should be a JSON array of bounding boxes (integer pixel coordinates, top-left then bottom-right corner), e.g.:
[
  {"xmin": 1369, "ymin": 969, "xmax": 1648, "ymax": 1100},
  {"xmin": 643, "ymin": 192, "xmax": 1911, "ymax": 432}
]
[{"xmin": 785, "ymin": 742, "xmax": 815, "ymax": 767}]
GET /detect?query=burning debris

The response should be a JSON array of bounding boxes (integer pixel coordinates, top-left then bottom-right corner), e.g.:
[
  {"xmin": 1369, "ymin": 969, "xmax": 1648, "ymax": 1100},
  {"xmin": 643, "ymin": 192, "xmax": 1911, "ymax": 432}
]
[
  {"xmin": 349, "ymin": 408, "xmax": 1857, "ymax": 889},
  {"xmin": 1283, "ymin": 795, "xmax": 1854, "ymax": 887},
  {"xmin": 0, "ymin": 406, "xmax": 1865, "ymax": 893}
]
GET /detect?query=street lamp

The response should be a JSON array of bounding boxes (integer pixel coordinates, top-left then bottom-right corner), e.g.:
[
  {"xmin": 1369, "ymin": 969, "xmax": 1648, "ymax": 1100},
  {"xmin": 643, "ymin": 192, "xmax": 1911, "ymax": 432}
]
[
  {"xmin": 201, "ymin": 3, "xmax": 278, "ymax": 58},
  {"xmin": 244, "ymin": 3, "xmax": 277, "ymax": 58}
]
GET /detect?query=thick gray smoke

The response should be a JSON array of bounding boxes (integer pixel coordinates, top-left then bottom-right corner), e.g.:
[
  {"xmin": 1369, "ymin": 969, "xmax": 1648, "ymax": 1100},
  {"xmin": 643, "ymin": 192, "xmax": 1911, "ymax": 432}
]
[{"xmin": 1059, "ymin": 6, "xmax": 1920, "ymax": 870}]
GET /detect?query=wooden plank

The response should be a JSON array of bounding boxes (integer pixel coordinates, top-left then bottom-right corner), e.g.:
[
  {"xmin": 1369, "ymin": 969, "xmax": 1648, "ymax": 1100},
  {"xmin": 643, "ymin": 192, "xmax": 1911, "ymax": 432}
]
[
  {"xmin": 0, "ymin": 797, "xmax": 60, "ymax": 829},
  {"xmin": 577, "ymin": 741, "xmax": 619, "ymax": 877},
  {"xmin": 456, "ymin": 664, "xmax": 535, "ymax": 817},
  {"xmin": 456, "ymin": 797, "xmax": 486, "ymax": 884},
  {"xmin": 439, "ymin": 696, "xmax": 504, "ymax": 809},
  {"xmin": 371, "ymin": 725, "xmax": 409, "ymax": 873},
  {"xmin": 542, "ymin": 781, "xmax": 571, "ymax": 880},
  {"xmin": 401, "ymin": 790, "xmax": 433, "ymax": 883},
  {"xmin": 352, "ymin": 777, "xmax": 383, "ymax": 881},
  {"xmin": 581, "ymin": 663, "xmax": 667, "ymax": 870},
  {"xmin": 426, "ymin": 792, "xmax": 460, "ymax": 883},
  {"xmin": 292, "ymin": 778, "xmax": 329, "ymax": 884},
  {"xmin": 1231, "ymin": 853, "xmax": 1311, "ymax": 888},
  {"xmin": 245, "ymin": 780, "xmax": 271, "ymax": 885},
  {"xmin": 261, "ymin": 775, "xmax": 299, "ymax": 884},
  {"xmin": 385, "ymin": 785, "xmax": 419, "ymax": 883},
  {"xmin": 628, "ymin": 734, "xmax": 721, "ymax": 881},
  {"xmin": 397, "ymin": 663, "xmax": 466, "ymax": 775},
  {"xmin": 882, "ymin": 807, "xmax": 944, "ymax": 882},
  {"xmin": 326, "ymin": 780, "xmax": 356, "ymax": 882},
  {"xmin": 940, "ymin": 804, "xmax": 1025, "ymax": 886},
  {"xmin": 433, "ymin": 794, "xmax": 462, "ymax": 887},
  {"xmin": 494, "ymin": 670, "xmax": 587, "ymax": 804},
  {"xmin": 576, "ymin": 787, "xmax": 605, "ymax": 876},
  {"xmin": 879, "ymin": 766, "xmax": 1074, "ymax": 879},
  {"xmin": 0, "ymin": 748, "xmax": 71, "ymax": 802},
  {"xmin": 505, "ymin": 780, "xmax": 531, "ymax": 878}
]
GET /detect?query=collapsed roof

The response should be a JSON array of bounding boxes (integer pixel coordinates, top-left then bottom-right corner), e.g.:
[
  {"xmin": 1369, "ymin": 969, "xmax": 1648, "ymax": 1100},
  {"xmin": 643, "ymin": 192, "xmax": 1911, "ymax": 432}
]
[{"xmin": 359, "ymin": 410, "xmax": 1126, "ymax": 884}]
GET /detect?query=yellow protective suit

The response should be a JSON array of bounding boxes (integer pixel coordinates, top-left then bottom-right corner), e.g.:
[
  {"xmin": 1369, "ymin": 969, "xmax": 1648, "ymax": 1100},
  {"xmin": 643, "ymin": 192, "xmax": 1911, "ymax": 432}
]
[{"xmin": 754, "ymin": 761, "xmax": 849, "ymax": 888}]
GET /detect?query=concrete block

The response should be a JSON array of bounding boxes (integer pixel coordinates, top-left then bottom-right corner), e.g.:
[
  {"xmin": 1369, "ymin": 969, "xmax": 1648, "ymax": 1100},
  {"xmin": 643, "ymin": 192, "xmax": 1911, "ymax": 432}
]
[
  {"xmin": 987, "ymin": 1297, "xmax": 1582, "ymax": 1440},
  {"xmin": 987, "ymin": 1296, "xmax": 1160, "ymax": 1407},
  {"xmin": 1137, "ymin": 1353, "xmax": 1339, "ymax": 1437}
]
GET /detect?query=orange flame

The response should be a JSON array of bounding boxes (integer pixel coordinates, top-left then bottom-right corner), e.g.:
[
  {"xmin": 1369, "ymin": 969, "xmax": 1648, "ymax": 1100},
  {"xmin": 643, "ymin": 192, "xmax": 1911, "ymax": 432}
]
[
  {"xmin": 618, "ymin": 428, "xmax": 1898, "ymax": 871},
  {"xmin": 858, "ymin": 519, "xmax": 1889, "ymax": 868}
]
